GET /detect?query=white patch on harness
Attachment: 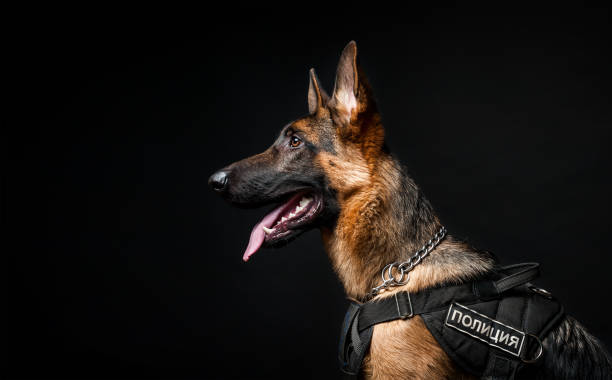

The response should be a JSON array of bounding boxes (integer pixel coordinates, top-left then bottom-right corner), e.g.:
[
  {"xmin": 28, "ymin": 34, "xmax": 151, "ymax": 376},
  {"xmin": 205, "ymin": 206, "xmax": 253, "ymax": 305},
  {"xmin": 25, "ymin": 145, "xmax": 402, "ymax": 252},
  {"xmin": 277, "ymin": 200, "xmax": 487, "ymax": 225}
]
[{"xmin": 445, "ymin": 303, "xmax": 526, "ymax": 357}]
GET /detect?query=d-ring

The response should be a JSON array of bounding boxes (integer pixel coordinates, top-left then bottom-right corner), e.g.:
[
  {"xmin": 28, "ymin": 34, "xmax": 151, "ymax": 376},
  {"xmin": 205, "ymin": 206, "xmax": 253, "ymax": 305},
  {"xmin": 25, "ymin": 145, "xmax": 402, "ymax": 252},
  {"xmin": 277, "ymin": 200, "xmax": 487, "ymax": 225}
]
[
  {"xmin": 521, "ymin": 333, "xmax": 543, "ymax": 363},
  {"xmin": 387, "ymin": 263, "xmax": 407, "ymax": 285},
  {"xmin": 381, "ymin": 263, "xmax": 396, "ymax": 283}
]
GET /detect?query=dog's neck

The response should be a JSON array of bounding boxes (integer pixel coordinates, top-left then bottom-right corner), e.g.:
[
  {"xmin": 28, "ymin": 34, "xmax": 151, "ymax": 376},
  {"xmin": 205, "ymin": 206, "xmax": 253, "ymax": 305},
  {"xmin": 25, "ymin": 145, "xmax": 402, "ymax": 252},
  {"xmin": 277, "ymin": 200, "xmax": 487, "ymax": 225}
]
[{"xmin": 321, "ymin": 155, "xmax": 494, "ymax": 300}]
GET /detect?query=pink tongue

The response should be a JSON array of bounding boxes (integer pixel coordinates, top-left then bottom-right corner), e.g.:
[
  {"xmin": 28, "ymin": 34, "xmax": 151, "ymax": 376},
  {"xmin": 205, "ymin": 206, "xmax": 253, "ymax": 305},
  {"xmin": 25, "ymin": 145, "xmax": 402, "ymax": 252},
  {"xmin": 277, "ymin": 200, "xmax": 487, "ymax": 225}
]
[{"xmin": 242, "ymin": 193, "xmax": 303, "ymax": 262}]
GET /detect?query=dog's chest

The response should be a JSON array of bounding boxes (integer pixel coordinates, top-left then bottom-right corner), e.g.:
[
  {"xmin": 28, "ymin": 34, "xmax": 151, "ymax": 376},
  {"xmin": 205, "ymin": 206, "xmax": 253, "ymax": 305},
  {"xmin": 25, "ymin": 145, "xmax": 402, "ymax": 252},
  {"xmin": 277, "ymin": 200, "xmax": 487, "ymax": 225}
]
[{"xmin": 362, "ymin": 316, "xmax": 474, "ymax": 379}]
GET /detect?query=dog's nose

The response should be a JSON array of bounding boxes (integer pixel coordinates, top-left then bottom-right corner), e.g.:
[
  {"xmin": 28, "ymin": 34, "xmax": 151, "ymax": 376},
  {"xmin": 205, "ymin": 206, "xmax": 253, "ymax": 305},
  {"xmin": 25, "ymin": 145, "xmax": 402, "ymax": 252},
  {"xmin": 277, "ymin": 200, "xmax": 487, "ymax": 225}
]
[{"xmin": 208, "ymin": 170, "xmax": 229, "ymax": 193}]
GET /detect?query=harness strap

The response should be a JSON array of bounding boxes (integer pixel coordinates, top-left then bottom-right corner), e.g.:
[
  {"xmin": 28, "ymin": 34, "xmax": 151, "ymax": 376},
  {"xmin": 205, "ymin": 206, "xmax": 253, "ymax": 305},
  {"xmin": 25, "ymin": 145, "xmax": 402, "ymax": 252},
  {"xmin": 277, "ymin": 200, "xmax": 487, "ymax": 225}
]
[
  {"xmin": 495, "ymin": 263, "xmax": 539, "ymax": 293},
  {"xmin": 338, "ymin": 262, "xmax": 561, "ymax": 378},
  {"xmin": 488, "ymin": 354, "xmax": 520, "ymax": 380},
  {"xmin": 358, "ymin": 263, "xmax": 540, "ymax": 333},
  {"xmin": 475, "ymin": 263, "xmax": 540, "ymax": 299}
]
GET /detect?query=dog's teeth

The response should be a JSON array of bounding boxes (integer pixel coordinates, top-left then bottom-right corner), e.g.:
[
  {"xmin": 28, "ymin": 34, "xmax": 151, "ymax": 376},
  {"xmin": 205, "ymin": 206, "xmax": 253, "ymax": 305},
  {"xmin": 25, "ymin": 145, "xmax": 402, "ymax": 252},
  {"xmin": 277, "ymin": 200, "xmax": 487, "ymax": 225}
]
[
  {"xmin": 262, "ymin": 226, "xmax": 274, "ymax": 234},
  {"xmin": 281, "ymin": 216, "xmax": 287, "ymax": 222},
  {"xmin": 289, "ymin": 212, "xmax": 296, "ymax": 218},
  {"xmin": 295, "ymin": 205, "xmax": 303, "ymax": 212},
  {"xmin": 299, "ymin": 198, "xmax": 311, "ymax": 207}
]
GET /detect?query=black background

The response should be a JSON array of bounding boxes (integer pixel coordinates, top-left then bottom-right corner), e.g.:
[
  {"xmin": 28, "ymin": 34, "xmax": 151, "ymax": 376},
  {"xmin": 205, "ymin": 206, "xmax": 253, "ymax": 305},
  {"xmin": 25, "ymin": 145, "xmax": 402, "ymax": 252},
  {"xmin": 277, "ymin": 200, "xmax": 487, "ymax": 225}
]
[{"xmin": 4, "ymin": 5, "xmax": 611, "ymax": 379}]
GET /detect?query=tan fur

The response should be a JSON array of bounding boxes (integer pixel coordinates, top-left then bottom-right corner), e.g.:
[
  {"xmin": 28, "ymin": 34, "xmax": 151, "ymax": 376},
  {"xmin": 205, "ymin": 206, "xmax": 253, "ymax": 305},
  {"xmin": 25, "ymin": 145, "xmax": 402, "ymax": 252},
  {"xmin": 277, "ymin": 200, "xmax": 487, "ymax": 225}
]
[
  {"xmin": 320, "ymin": 156, "xmax": 396, "ymax": 296},
  {"xmin": 363, "ymin": 317, "xmax": 474, "ymax": 380},
  {"xmin": 317, "ymin": 132, "xmax": 487, "ymax": 378},
  {"xmin": 291, "ymin": 117, "xmax": 328, "ymax": 146},
  {"xmin": 361, "ymin": 242, "xmax": 492, "ymax": 379},
  {"xmin": 316, "ymin": 148, "xmax": 370, "ymax": 195},
  {"xmin": 321, "ymin": 159, "xmax": 491, "ymax": 379},
  {"xmin": 314, "ymin": 43, "xmax": 495, "ymax": 378},
  {"xmin": 319, "ymin": 154, "xmax": 492, "ymax": 378}
]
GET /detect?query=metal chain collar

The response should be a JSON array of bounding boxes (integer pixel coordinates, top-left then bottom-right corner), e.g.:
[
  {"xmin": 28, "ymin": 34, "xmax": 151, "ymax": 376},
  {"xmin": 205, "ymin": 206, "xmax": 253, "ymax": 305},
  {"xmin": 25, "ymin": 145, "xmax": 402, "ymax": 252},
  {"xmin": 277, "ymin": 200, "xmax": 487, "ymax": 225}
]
[{"xmin": 369, "ymin": 226, "xmax": 447, "ymax": 298}]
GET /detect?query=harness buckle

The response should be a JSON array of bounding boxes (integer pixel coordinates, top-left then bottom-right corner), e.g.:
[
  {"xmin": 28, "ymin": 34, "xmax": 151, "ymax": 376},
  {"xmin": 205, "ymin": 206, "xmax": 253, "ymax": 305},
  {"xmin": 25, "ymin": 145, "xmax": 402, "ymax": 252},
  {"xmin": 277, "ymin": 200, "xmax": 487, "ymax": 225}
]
[{"xmin": 394, "ymin": 292, "xmax": 413, "ymax": 319}]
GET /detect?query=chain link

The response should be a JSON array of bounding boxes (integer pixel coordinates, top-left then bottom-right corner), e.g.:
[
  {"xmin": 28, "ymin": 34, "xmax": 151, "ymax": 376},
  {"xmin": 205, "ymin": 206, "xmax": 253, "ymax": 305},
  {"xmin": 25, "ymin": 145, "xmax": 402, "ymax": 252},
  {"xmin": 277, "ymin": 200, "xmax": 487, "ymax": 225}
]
[{"xmin": 369, "ymin": 226, "xmax": 447, "ymax": 298}]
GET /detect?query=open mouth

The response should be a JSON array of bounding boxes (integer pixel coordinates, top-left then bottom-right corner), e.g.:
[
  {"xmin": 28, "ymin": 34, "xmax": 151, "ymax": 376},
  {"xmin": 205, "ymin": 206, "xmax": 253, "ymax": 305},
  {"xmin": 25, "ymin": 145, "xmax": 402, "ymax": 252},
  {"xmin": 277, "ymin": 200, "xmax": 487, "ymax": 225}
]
[{"xmin": 243, "ymin": 191, "xmax": 323, "ymax": 261}]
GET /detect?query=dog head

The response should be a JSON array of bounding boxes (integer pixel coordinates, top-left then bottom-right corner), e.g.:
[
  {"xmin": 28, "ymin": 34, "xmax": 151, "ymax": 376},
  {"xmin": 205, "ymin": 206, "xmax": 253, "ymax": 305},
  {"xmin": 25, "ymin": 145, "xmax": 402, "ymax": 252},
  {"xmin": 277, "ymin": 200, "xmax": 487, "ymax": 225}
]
[{"xmin": 209, "ymin": 41, "xmax": 386, "ymax": 261}]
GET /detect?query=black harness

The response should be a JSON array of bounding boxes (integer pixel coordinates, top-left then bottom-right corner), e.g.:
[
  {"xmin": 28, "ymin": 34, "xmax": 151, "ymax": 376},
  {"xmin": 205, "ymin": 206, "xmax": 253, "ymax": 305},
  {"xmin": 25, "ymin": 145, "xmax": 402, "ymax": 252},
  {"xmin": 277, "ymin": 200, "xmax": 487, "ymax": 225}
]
[{"xmin": 338, "ymin": 263, "xmax": 565, "ymax": 379}]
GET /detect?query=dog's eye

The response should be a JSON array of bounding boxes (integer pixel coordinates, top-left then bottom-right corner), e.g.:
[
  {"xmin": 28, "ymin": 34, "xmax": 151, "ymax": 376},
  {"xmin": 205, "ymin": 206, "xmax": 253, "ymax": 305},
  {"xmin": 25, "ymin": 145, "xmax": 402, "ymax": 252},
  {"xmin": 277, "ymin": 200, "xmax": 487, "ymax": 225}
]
[{"xmin": 289, "ymin": 136, "xmax": 302, "ymax": 148}]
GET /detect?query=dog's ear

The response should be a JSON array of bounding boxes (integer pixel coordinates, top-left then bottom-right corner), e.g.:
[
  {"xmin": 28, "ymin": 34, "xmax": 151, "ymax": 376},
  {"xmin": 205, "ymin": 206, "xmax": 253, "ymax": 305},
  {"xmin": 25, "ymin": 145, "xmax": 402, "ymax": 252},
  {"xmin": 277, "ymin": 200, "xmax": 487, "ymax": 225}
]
[
  {"xmin": 328, "ymin": 41, "xmax": 375, "ymax": 128},
  {"xmin": 308, "ymin": 68, "xmax": 329, "ymax": 115},
  {"xmin": 329, "ymin": 41, "xmax": 358, "ymax": 125}
]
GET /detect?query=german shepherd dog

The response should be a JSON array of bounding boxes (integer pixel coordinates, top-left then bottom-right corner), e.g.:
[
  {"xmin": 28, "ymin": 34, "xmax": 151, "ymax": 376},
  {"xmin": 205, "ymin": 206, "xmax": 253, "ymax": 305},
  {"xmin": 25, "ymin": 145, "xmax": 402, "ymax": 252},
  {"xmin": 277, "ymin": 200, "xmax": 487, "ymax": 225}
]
[{"xmin": 209, "ymin": 42, "xmax": 612, "ymax": 379}]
